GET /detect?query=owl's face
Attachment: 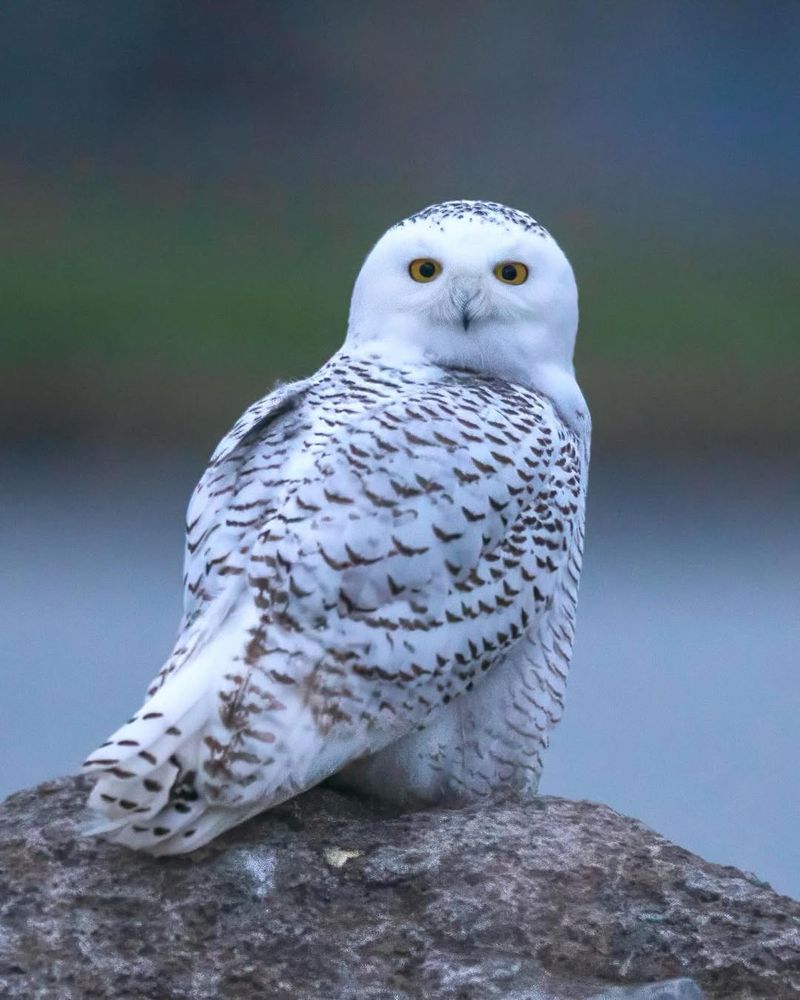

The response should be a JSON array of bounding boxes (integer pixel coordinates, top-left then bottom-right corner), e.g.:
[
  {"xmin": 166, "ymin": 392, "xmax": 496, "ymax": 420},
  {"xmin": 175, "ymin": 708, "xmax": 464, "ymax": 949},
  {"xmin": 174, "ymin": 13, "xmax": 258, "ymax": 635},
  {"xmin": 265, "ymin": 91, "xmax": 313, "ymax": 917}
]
[{"xmin": 345, "ymin": 201, "xmax": 580, "ymax": 395}]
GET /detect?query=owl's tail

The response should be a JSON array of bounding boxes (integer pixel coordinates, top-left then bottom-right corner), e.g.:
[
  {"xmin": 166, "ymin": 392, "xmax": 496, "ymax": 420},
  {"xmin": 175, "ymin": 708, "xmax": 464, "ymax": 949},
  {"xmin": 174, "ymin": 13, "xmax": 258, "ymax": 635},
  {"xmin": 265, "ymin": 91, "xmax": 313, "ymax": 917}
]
[{"xmin": 81, "ymin": 649, "xmax": 246, "ymax": 855}]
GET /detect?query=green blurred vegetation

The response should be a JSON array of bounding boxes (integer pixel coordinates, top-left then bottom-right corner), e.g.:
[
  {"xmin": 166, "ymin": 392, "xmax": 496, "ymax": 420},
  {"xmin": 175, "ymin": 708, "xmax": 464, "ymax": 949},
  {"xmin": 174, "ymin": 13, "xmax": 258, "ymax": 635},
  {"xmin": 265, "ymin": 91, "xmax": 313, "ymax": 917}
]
[
  {"xmin": 2, "ymin": 190, "xmax": 355, "ymax": 375},
  {"xmin": 2, "ymin": 3, "xmax": 798, "ymax": 452},
  {"xmin": 2, "ymin": 184, "xmax": 798, "ymax": 452},
  {"xmin": 3, "ymin": 187, "xmax": 797, "ymax": 367}
]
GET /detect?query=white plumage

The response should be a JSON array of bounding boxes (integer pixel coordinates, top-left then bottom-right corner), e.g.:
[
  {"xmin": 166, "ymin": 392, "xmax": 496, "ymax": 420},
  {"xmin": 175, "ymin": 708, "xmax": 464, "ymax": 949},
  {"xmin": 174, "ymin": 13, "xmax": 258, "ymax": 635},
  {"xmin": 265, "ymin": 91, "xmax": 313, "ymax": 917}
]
[{"xmin": 83, "ymin": 200, "xmax": 590, "ymax": 854}]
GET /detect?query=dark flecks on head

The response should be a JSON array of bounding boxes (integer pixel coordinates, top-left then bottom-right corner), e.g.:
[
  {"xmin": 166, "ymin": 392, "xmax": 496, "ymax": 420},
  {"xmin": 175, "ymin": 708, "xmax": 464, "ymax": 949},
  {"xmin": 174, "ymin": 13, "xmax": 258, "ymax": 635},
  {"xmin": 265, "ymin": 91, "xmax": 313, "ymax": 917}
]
[{"xmin": 393, "ymin": 200, "xmax": 549, "ymax": 237}]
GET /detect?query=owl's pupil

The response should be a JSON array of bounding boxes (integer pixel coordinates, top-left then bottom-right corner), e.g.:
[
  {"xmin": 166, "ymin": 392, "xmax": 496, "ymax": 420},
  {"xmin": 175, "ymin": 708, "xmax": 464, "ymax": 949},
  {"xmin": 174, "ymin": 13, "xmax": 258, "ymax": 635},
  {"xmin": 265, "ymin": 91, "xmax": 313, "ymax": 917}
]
[
  {"xmin": 501, "ymin": 264, "xmax": 517, "ymax": 281},
  {"xmin": 419, "ymin": 261, "xmax": 435, "ymax": 278}
]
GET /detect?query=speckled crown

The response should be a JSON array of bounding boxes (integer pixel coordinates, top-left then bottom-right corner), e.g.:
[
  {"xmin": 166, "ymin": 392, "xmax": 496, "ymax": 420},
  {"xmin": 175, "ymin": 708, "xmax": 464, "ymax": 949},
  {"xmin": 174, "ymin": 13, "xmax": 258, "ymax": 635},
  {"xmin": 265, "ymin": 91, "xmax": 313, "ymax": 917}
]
[{"xmin": 394, "ymin": 200, "xmax": 549, "ymax": 237}]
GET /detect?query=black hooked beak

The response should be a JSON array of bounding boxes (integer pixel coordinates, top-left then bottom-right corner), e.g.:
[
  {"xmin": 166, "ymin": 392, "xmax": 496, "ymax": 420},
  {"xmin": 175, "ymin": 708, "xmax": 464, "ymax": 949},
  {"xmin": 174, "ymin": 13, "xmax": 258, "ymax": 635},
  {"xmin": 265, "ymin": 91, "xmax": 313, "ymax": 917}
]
[
  {"xmin": 451, "ymin": 282, "xmax": 481, "ymax": 332},
  {"xmin": 461, "ymin": 301, "xmax": 477, "ymax": 331}
]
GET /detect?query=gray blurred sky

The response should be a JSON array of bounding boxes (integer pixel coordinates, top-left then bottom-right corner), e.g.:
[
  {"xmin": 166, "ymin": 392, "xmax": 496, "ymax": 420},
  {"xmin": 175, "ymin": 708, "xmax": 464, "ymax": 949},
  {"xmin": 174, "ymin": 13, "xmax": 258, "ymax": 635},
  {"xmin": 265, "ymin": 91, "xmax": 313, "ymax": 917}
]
[{"xmin": 2, "ymin": 1, "xmax": 798, "ymax": 236}]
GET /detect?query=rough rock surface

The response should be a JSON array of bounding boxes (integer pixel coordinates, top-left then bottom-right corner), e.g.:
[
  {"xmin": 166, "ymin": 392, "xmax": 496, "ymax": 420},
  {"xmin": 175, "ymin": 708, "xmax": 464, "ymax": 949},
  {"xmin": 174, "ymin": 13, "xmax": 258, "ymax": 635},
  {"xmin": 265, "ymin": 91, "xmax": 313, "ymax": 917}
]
[{"xmin": 0, "ymin": 777, "xmax": 797, "ymax": 1000}]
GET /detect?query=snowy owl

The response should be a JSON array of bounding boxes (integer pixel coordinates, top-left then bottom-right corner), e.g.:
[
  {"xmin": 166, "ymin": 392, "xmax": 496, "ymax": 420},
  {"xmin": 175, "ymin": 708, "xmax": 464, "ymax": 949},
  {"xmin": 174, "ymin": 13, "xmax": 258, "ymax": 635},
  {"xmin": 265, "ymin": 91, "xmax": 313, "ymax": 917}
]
[{"xmin": 83, "ymin": 200, "xmax": 590, "ymax": 855}]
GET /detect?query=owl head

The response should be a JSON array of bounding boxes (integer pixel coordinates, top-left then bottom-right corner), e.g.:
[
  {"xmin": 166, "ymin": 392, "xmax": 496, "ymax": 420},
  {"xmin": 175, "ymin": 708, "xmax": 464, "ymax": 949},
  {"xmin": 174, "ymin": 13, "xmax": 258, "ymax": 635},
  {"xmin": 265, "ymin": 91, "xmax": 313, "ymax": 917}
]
[{"xmin": 345, "ymin": 200, "xmax": 585, "ymax": 426}]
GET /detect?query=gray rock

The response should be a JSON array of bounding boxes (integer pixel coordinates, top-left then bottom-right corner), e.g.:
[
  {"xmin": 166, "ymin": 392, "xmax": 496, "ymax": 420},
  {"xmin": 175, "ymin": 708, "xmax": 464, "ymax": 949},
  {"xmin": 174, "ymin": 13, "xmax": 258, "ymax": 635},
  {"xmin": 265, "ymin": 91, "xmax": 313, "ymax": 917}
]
[
  {"xmin": 0, "ymin": 776, "xmax": 797, "ymax": 999},
  {"xmin": 587, "ymin": 977, "xmax": 705, "ymax": 999}
]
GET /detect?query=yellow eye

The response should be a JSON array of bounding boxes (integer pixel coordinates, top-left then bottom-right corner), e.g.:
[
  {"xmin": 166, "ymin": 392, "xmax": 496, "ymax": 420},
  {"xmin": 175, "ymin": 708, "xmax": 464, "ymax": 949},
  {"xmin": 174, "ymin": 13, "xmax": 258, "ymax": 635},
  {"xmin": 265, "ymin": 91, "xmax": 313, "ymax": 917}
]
[
  {"xmin": 493, "ymin": 261, "xmax": 529, "ymax": 285},
  {"xmin": 409, "ymin": 258, "xmax": 442, "ymax": 282}
]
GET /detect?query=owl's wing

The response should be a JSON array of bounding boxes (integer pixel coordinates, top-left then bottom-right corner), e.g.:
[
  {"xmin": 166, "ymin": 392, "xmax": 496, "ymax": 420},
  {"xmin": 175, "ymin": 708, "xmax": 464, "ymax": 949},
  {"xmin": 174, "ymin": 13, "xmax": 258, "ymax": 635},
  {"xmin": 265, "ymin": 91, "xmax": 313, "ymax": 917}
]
[
  {"xmin": 182, "ymin": 378, "xmax": 310, "ymax": 627},
  {"xmin": 147, "ymin": 377, "xmax": 312, "ymax": 696}
]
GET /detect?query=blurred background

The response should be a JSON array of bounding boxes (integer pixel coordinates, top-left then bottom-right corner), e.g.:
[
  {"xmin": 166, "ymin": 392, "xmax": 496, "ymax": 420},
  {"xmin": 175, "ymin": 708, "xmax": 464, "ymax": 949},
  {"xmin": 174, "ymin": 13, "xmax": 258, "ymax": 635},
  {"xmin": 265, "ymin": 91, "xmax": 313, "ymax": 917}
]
[{"xmin": 1, "ymin": 2, "xmax": 797, "ymax": 895}]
